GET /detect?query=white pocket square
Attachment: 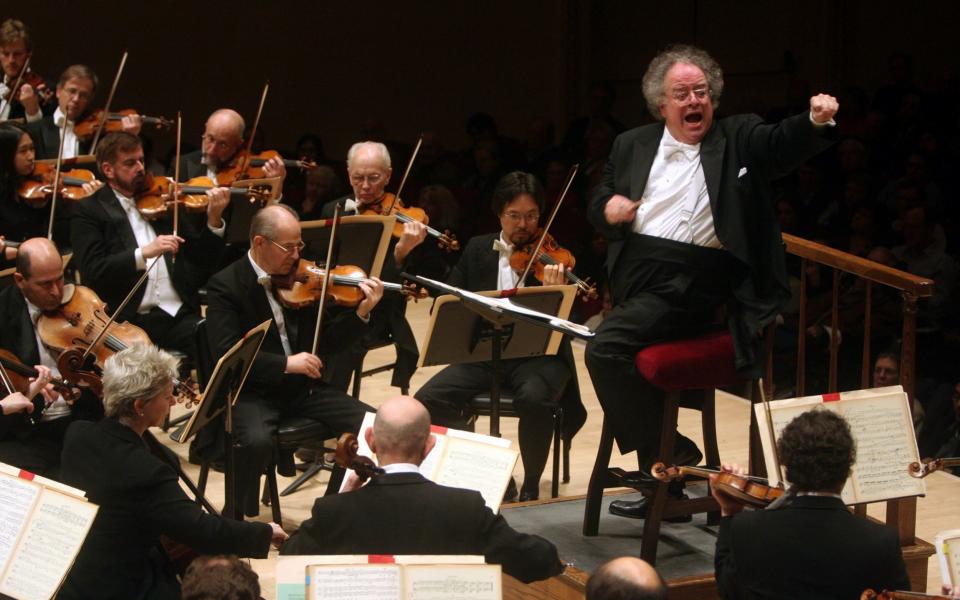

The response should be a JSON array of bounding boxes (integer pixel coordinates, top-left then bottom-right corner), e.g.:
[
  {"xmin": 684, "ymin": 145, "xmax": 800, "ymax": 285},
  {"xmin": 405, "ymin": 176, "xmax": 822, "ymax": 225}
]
[{"xmin": 738, "ymin": 167, "xmax": 748, "ymax": 178}]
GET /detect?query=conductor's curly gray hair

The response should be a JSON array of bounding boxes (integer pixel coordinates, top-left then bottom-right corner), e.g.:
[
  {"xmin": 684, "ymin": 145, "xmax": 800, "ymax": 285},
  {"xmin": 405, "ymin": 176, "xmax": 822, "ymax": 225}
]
[
  {"xmin": 102, "ymin": 344, "xmax": 179, "ymax": 422},
  {"xmin": 641, "ymin": 44, "xmax": 724, "ymax": 120}
]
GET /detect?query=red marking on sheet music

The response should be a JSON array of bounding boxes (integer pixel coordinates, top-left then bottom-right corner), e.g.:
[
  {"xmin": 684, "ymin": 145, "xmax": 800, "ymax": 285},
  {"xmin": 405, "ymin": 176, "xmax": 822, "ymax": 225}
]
[
  {"xmin": 821, "ymin": 393, "xmax": 842, "ymax": 402},
  {"xmin": 368, "ymin": 555, "xmax": 396, "ymax": 563},
  {"xmin": 17, "ymin": 469, "xmax": 35, "ymax": 481}
]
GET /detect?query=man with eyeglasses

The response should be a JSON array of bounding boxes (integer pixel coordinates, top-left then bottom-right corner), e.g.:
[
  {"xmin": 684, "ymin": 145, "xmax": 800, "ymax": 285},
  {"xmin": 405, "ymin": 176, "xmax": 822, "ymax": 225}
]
[
  {"xmin": 27, "ymin": 64, "xmax": 142, "ymax": 160},
  {"xmin": 586, "ymin": 44, "xmax": 838, "ymax": 521},
  {"xmin": 317, "ymin": 141, "xmax": 440, "ymax": 394},
  {"xmin": 0, "ymin": 19, "xmax": 56, "ymax": 123},
  {"xmin": 71, "ymin": 132, "xmax": 229, "ymax": 368},
  {"xmin": 413, "ymin": 171, "xmax": 586, "ymax": 502},
  {"xmin": 204, "ymin": 203, "xmax": 381, "ymax": 517}
]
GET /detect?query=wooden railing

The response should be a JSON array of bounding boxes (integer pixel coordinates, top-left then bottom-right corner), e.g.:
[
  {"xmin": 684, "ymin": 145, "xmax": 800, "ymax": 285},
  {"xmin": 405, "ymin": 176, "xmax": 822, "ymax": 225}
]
[{"xmin": 774, "ymin": 233, "xmax": 935, "ymax": 547}]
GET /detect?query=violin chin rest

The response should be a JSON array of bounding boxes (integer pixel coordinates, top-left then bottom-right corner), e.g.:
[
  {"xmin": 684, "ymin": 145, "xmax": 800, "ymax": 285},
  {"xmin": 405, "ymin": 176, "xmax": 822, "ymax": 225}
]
[{"xmin": 61, "ymin": 283, "xmax": 77, "ymax": 303}]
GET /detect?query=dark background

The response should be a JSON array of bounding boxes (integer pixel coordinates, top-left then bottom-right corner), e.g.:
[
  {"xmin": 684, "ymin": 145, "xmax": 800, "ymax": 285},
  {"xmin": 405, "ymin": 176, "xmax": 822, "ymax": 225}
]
[{"xmin": 7, "ymin": 0, "xmax": 959, "ymax": 160}]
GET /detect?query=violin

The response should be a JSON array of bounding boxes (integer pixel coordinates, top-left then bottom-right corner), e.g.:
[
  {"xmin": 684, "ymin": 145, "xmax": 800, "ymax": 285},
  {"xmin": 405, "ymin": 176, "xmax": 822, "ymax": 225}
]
[
  {"xmin": 1, "ymin": 70, "xmax": 55, "ymax": 105},
  {"xmin": 35, "ymin": 285, "xmax": 198, "ymax": 407},
  {"xmin": 135, "ymin": 173, "xmax": 272, "ymax": 219},
  {"xmin": 270, "ymin": 259, "xmax": 425, "ymax": 309},
  {"xmin": 509, "ymin": 229, "xmax": 598, "ymax": 299},
  {"xmin": 361, "ymin": 193, "xmax": 460, "ymax": 252},
  {"xmin": 72, "ymin": 109, "xmax": 173, "ymax": 140},
  {"xmin": 651, "ymin": 462, "xmax": 785, "ymax": 508},
  {"xmin": 0, "ymin": 348, "xmax": 80, "ymax": 426},
  {"xmin": 17, "ymin": 162, "xmax": 101, "ymax": 207},
  {"xmin": 214, "ymin": 149, "xmax": 317, "ymax": 187},
  {"xmin": 334, "ymin": 432, "xmax": 385, "ymax": 484},
  {"xmin": 861, "ymin": 589, "xmax": 953, "ymax": 599},
  {"xmin": 909, "ymin": 457, "xmax": 960, "ymax": 478}
]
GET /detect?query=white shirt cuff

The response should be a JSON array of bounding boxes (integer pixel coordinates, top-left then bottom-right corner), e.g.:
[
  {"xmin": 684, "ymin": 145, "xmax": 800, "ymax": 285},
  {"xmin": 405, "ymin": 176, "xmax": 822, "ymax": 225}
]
[
  {"xmin": 809, "ymin": 111, "xmax": 836, "ymax": 128},
  {"xmin": 25, "ymin": 109, "xmax": 43, "ymax": 123},
  {"xmin": 134, "ymin": 248, "xmax": 146, "ymax": 270},
  {"xmin": 208, "ymin": 219, "xmax": 226, "ymax": 237},
  {"xmin": 356, "ymin": 311, "xmax": 371, "ymax": 324}
]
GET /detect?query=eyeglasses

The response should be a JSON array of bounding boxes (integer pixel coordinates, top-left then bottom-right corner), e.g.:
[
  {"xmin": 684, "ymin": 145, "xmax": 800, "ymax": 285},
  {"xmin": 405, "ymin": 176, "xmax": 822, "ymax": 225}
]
[
  {"xmin": 503, "ymin": 211, "xmax": 540, "ymax": 223},
  {"xmin": 202, "ymin": 134, "xmax": 235, "ymax": 151},
  {"xmin": 350, "ymin": 173, "xmax": 384, "ymax": 186},
  {"xmin": 266, "ymin": 238, "xmax": 306, "ymax": 253},
  {"xmin": 669, "ymin": 85, "xmax": 710, "ymax": 103}
]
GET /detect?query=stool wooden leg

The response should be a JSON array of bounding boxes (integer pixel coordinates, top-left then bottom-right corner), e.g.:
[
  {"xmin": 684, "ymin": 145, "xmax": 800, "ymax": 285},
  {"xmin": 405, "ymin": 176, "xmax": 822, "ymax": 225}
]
[
  {"xmin": 641, "ymin": 397, "xmax": 680, "ymax": 565},
  {"xmin": 266, "ymin": 470, "xmax": 282, "ymax": 524},
  {"xmin": 551, "ymin": 407, "xmax": 563, "ymax": 499},
  {"xmin": 583, "ymin": 419, "xmax": 615, "ymax": 536},
  {"xmin": 563, "ymin": 438, "xmax": 571, "ymax": 484},
  {"xmin": 197, "ymin": 463, "xmax": 209, "ymax": 507},
  {"xmin": 701, "ymin": 390, "xmax": 720, "ymax": 468}
]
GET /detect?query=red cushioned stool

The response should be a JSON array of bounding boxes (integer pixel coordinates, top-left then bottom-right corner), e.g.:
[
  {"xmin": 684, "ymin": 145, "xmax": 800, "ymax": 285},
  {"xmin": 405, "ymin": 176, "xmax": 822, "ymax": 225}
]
[{"xmin": 582, "ymin": 329, "xmax": 751, "ymax": 565}]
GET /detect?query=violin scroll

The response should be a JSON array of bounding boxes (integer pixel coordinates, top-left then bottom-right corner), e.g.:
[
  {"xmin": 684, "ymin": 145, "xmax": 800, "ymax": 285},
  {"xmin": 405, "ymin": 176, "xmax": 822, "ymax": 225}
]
[{"xmin": 334, "ymin": 432, "xmax": 385, "ymax": 483}]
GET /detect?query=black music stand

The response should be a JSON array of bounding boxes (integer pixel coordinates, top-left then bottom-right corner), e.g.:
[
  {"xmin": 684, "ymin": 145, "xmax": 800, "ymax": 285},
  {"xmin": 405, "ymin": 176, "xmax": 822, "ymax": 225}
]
[
  {"xmin": 300, "ymin": 215, "xmax": 394, "ymax": 278},
  {"xmin": 170, "ymin": 320, "xmax": 270, "ymax": 520},
  {"xmin": 407, "ymin": 274, "xmax": 593, "ymax": 437}
]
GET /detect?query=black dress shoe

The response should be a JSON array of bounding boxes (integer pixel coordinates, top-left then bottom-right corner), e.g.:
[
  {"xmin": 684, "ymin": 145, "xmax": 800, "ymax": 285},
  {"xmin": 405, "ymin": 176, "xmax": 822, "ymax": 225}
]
[
  {"xmin": 609, "ymin": 494, "xmax": 693, "ymax": 523},
  {"xmin": 518, "ymin": 488, "xmax": 539, "ymax": 502},
  {"xmin": 503, "ymin": 477, "xmax": 518, "ymax": 503}
]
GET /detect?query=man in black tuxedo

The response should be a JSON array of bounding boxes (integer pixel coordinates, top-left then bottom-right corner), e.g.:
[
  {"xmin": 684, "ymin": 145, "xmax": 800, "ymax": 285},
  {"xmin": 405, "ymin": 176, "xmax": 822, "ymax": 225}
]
[
  {"xmin": 585, "ymin": 44, "xmax": 838, "ymax": 519},
  {"xmin": 71, "ymin": 132, "xmax": 229, "ymax": 365},
  {"xmin": 0, "ymin": 19, "xmax": 56, "ymax": 123},
  {"xmin": 0, "ymin": 237, "xmax": 102, "ymax": 476},
  {"xmin": 317, "ymin": 141, "xmax": 439, "ymax": 393},
  {"xmin": 281, "ymin": 395, "xmax": 564, "ymax": 584},
  {"xmin": 204, "ymin": 203, "xmax": 381, "ymax": 517},
  {"xmin": 711, "ymin": 410, "xmax": 910, "ymax": 598},
  {"xmin": 413, "ymin": 171, "xmax": 585, "ymax": 501},
  {"xmin": 26, "ymin": 65, "xmax": 141, "ymax": 160}
]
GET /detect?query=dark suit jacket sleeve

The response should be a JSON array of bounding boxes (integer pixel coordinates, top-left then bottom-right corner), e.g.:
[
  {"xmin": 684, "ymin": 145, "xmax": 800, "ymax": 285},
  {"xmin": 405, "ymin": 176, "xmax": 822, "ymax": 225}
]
[
  {"xmin": 205, "ymin": 269, "xmax": 289, "ymax": 388},
  {"xmin": 278, "ymin": 498, "xmax": 327, "ymax": 555},
  {"xmin": 145, "ymin": 461, "xmax": 273, "ymax": 557},
  {"xmin": 477, "ymin": 503, "xmax": 563, "ymax": 583},
  {"xmin": 70, "ymin": 196, "xmax": 140, "ymax": 290},
  {"xmin": 742, "ymin": 111, "xmax": 835, "ymax": 180},
  {"xmin": 714, "ymin": 516, "xmax": 741, "ymax": 600},
  {"xmin": 315, "ymin": 306, "xmax": 369, "ymax": 356},
  {"xmin": 588, "ymin": 133, "xmax": 631, "ymax": 242}
]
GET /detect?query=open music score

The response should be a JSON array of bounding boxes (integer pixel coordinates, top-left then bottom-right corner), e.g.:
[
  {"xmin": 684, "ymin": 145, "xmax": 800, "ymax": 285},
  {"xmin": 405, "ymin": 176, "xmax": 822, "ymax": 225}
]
[
  {"xmin": 276, "ymin": 555, "xmax": 495, "ymax": 600},
  {"xmin": 341, "ymin": 412, "xmax": 518, "ymax": 513},
  {"xmin": 936, "ymin": 529, "xmax": 960, "ymax": 590},
  {"xmin": 0, "ymin": 463, "xmax": 98, "ymax": 600},
  {"xmin": 754, "ymin": 386, "xmax": 926, "ymax": 505}
]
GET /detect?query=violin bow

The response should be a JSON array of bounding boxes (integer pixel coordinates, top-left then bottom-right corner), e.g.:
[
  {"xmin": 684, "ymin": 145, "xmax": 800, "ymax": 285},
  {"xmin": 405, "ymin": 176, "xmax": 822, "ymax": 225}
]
[
  {"xmin": 310, "ymin": 200, "xmax": 342, "ymax": 355},
  {"xmin": 235, "ymin": 81, "xmax": 269, "ymax": 181},
  {"xmin": 171, "ymin": 111, "xmax": 182, "ymax": 263},
  {"xmin": 80, "ymin": 257, "xmax": 162, "ymax": 363},
  {"xmin": 385, "ymin": 134, "xmax": 423, "ymax": 214},
  {"xmin": 90, "ymin": 50, "xmax": 128, "ymax": 154},
  {"xmin": 45, "ymin": 114, "xmax": 70, "ymax": 240},
  {"xmin": 0, "ymin": 55, "xmax": 30, "ymax": 116},
  {"xmin": 516, "ymin": 163, "xmax": 579, "ymax": 287},
  {"xmin": 759, "ymin": 377, "xmax": 786, "ymax": 486}
]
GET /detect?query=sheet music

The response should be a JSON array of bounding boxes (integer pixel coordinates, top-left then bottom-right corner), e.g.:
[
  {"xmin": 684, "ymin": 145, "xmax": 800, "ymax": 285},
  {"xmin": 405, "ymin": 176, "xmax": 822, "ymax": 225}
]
[
  {"xmin": 405, "ymin": 565, "xmax": 501, "ymax": 600},
  {"xmin": 0, "ymin": 475, "xmax": 40, "ymax": 577},
  {"xmin": 308, "ymin": 565, "xmax": 401, "ymax": 600},
  {"xmin": 843, "ymin": 394, "xmax": 925, "ymax": 502},
  {"xmin": 433, "ymin": 439, "xmax": 518, "ymax": 513},
  {"xmin": 0, "ymin": 490, "xmax": 97, "ymax": 600}
]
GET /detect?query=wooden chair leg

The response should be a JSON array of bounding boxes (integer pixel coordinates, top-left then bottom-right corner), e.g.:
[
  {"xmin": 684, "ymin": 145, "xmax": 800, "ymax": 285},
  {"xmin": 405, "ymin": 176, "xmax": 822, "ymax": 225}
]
[
  {"xmin": 562, "ymin": 438, "xmax": 571, "ymax": 483},
  {"xmin": 641, "ymin": 396, "xmax": 680, "ymax": 565},
  {"xmin": 583, "ymin": 419, "xmax": 615, "ymax": 536},
  {"xmin": 551, "ymin": 408, "xmax": 562, "ymax": 499},
  {"xmin": 701, "ymin": 390, "xmax": 720, "ymax": 468},
  {"xmin": 197, "ymin": 463, "xmax": 209, "ymax": 507},
  {"xmin": 266, "ymin": 469, "xmax": 282, "ymax": 524}
]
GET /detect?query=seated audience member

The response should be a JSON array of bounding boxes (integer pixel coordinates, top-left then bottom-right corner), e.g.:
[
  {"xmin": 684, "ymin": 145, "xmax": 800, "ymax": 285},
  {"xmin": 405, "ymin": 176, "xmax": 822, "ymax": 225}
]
[
  {"xmin": 586, "ymin": 557, "xmax": 667, "ymax": 600},
  {"xmin": 712, "ymin": 409, "xmax": 909, "ymax": 599},
  {"xmin": 281, "ymin": 396, "xmax": 565, "ymax": 584},
  {"xmin": 181, "ymin": 555, "xmax": 261, "ymax": 600},
  {"xmin": 59, "ymin": 345, "xmax": 287, "ymax": 600}
]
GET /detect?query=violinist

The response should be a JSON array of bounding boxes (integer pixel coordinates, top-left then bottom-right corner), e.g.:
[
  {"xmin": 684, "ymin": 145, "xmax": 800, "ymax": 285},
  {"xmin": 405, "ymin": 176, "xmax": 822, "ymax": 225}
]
[
  {"xmin": 281, "ymin": 395, "xmax": 564, "ymax": 584},
  {"xmin": 413, "ymin": 172, "xmax": 585, "ymax": 501},
  {"xmin": 712, "ymin": 409, "xmax": 909, "ymax": 599},
  {"xmin": 0, "ymin": 238, "xmax": 102, "ymax": 477},
  {"xmin": 58, "ymin": 345, "xmax": 287, "ymax": 600},
  {"xmin": 70, "ymin": 132, "xmax": 228, "ymax": 367},
  {"xmin": 25, "ymin": 64, "xmax": 142, "ymax": 160},
  {"xmin": 0, "ymin": 19, "xmax": 55, "ymax": 123},
  {"xmin": 171, "ymin": 108, "xmax": 286, "ymax": 184},
  {"xmin": 203, "ymin": 204, "xmax": 379, "ymax": 517},
  {"xmin": 317, "ymin": 141, "xmax": 440, "ymax": 392}
]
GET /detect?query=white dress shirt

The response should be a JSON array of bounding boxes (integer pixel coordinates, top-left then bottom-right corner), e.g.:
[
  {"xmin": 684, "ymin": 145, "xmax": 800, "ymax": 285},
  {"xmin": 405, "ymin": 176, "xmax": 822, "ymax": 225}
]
[
  {"xmin": 248, "ymin": 251, "xmax": 294, "ymax": 356},
  {"xmin": 381, "ymin": 463, "xmax": 420, "ymax": 475},
  {"xmin": 52, "ymin": 107, "xmax": 79, "ymax": 159},
  {"xmin": 493, "ymin": 233, "xmax": 521, "ymax": 291},
  {"xmin": 113, "ymin": 189, "xmax": 183, "ymax": 316},
  {"xmin": 25, "ymin": 300, "xmax": 71, "ymax": 421},
  {"xmin": 633, "ymin": 128, "xmax": 722, "ymax": 249}
]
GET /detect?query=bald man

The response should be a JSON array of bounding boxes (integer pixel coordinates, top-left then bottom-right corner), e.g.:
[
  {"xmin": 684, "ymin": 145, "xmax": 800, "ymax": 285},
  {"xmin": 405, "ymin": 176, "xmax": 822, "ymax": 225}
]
[
  {"xmin": 586, "ymin": 557, "xmax": 667, "ymax": 600},
  {"xmin": 204, "ymin": 204, "xmax": 380, "ymax": 518},
  {"xmin": 281, "ymin": 396, "xmax": 564, "ymax": 584},
  {"xmin": 0, "ymin": 238, "xmax": 102, "ymax": 476}
]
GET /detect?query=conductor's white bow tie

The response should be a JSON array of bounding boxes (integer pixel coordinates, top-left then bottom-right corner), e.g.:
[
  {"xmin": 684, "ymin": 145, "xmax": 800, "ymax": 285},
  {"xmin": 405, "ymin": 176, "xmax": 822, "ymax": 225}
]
[{"xmin": 662, "ymin": 137, "xmax": 700, "ymax": 161}]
